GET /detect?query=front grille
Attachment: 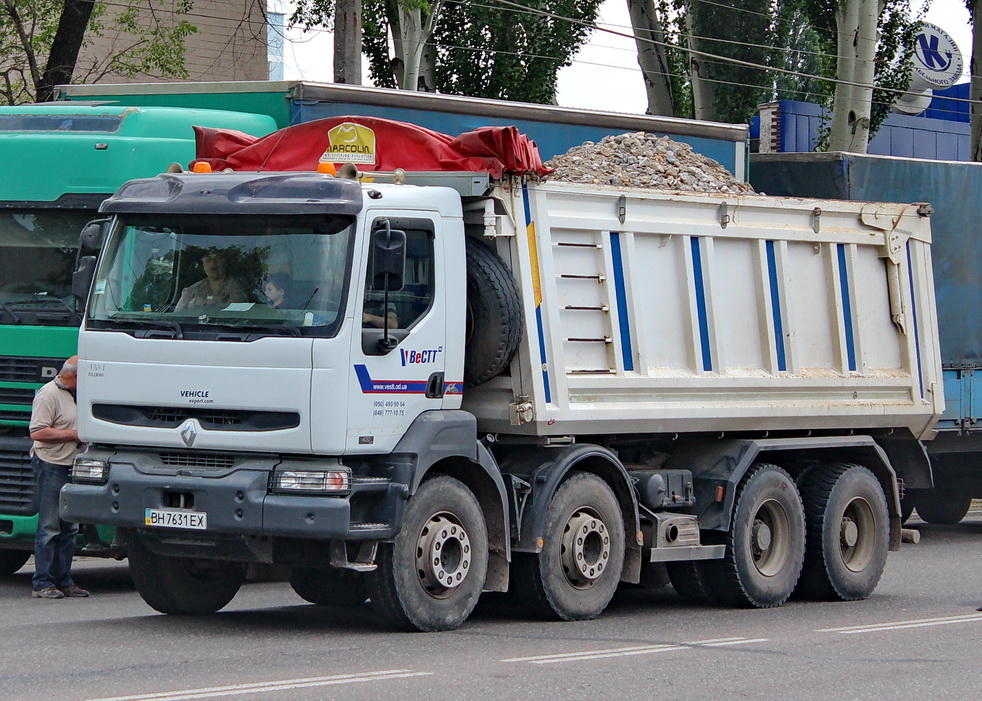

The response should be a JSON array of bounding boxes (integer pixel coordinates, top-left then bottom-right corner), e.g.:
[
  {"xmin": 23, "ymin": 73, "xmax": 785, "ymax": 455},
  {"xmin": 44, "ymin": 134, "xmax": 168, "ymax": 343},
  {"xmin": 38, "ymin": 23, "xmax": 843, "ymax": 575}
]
[
  {"xmin": 0, "ymin": 409, "xmax": 30, "ymax": 423},
  {"xmin": 0, "ymin": 442, "xmax": 35, "ymax": 515},
  {"xmin": 0, "ymin": 355, "xmax": 65, "ymax": 383},
  {"xmin": 0, "ymin": 387, "xmax": 36, "ymax": 406},
  {"xmin": 159, "ymin": 452, "xmax": 236, "ymax": 469},
  {"xmin": 92, "ymin": 404, "xmax": 300, "ymax": 432}
]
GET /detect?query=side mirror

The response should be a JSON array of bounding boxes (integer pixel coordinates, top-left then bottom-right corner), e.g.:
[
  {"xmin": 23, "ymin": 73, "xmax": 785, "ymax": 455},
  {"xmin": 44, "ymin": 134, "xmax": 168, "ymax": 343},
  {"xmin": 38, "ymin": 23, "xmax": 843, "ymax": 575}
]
[
  {"xmin": 371, "ymin": 223, "xmax": 406, "ymax": 292},
  {"xmin": 72, "ymin": 256, "xmax": 97, "ymax": 312},
  {"xmin": 79, "ymin": 218, "xmax": 110, "ymax": 256}
]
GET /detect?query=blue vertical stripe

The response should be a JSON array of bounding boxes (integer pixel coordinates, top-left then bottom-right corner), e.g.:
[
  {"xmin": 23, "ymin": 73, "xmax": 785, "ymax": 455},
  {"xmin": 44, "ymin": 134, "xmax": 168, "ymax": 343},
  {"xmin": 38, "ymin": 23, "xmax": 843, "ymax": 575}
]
[
  {"xmin": 690, "ymin": 237, "xmax": 712, "ymax": 371},
  {"xmin": 609, "ymin": 233, "xmax": 634, "ymax": 372},
  {"xmin": 837, "ymin": 243, "xmax": 857, "ymax": 372},
  {"xmin": 907, "ymin": 241, "xmax": 924, "ymax": 399},
  {"xmin": 765, "ymin": 241, "xmax": 787, "ymax": 372},
  {"xmin": 522, "ymin": 181, "xmax": 551, "ymax": 403}
]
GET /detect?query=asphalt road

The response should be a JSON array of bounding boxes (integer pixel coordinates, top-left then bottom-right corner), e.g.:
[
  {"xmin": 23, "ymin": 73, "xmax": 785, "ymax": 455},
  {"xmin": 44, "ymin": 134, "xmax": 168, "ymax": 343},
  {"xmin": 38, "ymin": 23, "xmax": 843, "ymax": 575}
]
[{"xmin": 2, "ymin": 510, "xmax": 980, "ymax": 701}]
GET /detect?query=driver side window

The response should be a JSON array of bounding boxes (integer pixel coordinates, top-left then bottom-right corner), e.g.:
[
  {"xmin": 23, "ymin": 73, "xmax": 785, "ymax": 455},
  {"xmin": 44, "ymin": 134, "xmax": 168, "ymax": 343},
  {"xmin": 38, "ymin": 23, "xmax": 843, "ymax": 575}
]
[{"xmin": 362, "ymin": 225, "xmax": 434, "ymax": 331}]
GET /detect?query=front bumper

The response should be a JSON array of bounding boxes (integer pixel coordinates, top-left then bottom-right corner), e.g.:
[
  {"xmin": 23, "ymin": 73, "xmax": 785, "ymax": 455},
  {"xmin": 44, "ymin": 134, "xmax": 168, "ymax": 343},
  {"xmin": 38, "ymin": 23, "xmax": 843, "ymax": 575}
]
[{"xmin": 61, "ymin": 459, "xmax": 405, "ymax": 543}]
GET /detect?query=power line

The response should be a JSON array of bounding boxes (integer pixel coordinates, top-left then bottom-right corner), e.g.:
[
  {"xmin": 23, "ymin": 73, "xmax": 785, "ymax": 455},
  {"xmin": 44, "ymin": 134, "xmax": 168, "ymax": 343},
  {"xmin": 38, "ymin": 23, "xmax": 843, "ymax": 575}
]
[{"xmin": 476, "ymin": 0, "xmax": 982, "ymax": 109}]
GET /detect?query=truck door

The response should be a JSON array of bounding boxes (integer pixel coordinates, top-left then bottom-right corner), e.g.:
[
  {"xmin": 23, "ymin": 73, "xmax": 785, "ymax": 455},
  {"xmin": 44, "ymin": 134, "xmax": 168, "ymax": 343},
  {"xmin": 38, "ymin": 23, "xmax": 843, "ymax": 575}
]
[{"xmin": 346, "ymin": 215, "xmax": 447, "ymax": 454}]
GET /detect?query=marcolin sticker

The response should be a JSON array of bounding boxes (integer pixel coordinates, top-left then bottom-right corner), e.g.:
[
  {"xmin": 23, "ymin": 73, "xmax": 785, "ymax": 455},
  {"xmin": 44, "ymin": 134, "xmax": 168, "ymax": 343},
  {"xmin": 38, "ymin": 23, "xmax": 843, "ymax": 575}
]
[{"xmin": 322, "ymin": 122, "xmax": 377, "ymax": 165}]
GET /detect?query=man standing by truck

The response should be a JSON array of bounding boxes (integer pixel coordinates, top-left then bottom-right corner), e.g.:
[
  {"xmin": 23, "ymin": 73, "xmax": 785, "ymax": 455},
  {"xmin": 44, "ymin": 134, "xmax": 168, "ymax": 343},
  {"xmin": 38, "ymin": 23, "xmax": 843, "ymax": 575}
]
[{"xmin": 29, "ymin": 356, "xmax": 89, "ymax": 599}]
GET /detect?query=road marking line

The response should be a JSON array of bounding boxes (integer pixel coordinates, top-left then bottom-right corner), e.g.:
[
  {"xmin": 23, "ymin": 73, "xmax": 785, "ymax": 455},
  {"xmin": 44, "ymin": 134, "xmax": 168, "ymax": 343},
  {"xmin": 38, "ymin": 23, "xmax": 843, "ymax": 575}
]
[
  {"xmin": 818, "ymin": 613, "xmax": 982, "ymax": 635},
  {"xmin": 85, "ymin": 670, "xmax": 432, "ymax": 701},
  {"xmin": 699, "ymin": 638, "xmax": 770, "ymax": 647},
  {"xmin": 502, "ymin": 637, "xmax": 768, "ymax": 665}
]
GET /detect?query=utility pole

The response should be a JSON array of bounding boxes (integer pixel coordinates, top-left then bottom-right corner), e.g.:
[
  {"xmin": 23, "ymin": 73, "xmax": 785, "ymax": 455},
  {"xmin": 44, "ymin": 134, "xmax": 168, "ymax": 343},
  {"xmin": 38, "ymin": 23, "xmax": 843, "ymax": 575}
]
[{"xmin": 334, "ymin": 0, "xmax": 362, "ymax": 85}]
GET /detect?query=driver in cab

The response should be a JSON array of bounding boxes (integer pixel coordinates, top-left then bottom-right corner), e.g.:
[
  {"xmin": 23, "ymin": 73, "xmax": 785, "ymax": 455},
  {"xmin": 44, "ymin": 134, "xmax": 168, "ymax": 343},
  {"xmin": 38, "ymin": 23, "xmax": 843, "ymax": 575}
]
[{"xmin": 175, "ymin": 252, "xmax": 247, "ymax": 311}]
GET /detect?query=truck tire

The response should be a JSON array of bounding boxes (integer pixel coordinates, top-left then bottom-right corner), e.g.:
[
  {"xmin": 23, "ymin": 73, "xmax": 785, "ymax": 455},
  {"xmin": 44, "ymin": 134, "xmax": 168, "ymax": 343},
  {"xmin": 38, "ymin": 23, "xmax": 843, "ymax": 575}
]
[
  {"xmin": 0, "ymin": 550, "xmax": 30, "ymax": 576},
  {"xmin": 464, "ymin": 237, "xmax": 522, "ymax": 387},
  {"xmin": 367, "ymin": 475, "xmax": 488, "ymax": 631},
  {"xmin": 704, "ymin": 463, "xmax": 805, "ymax": 608},
  {"xmin": 666, "ymin": 560, "xmax": 718, "ymax": 605},
  {"xmin": 512, "ymin": 472, "xmax": 625, "ymax": 621},
  {"xmin": 914, "ymin": 490, "xmax": 972, "ymax": 525},
  {"xmin": 290, "ymin": 567, "xmax": 367, "ymax": 606},
  {"xmin": 795, "ymin": 463, "xmax": 888, "ymax": 601},
  {"xmin": 128, "ymin": 537, "xmax": 246, "ymax": 615}
]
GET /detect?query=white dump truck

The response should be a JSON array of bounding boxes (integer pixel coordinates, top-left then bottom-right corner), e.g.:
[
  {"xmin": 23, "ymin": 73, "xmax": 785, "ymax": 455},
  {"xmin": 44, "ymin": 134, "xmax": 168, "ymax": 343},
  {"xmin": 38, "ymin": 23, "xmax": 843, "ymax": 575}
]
[{"xmin": 62, "ymin": 128, "xmax": 940, "ymax": 631}]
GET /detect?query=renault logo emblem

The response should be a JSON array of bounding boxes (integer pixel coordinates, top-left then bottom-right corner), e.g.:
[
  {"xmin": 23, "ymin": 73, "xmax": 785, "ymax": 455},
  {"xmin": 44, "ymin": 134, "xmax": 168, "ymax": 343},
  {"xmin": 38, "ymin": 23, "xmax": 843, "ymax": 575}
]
[{"xmin": 180, "ymin": 421, "xmax": 198, "ymax": 448}]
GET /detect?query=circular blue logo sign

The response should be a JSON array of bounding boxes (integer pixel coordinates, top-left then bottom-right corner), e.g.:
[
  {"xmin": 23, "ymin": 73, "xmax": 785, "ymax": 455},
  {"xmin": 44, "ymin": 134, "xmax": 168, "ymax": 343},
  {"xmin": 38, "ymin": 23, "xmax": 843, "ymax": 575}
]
[{"xmin": 914, "ymin": 23, "xmax": 963, "ymax": 88}]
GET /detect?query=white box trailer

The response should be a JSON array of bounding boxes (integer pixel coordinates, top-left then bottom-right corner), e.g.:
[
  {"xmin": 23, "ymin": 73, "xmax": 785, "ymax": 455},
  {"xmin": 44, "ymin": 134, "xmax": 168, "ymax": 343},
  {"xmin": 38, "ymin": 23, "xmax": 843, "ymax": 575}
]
[
  {"xmin": 63, "ymin": 167, "xmax": 941, "ymax": 632},
  {"xmin": 467, "ymin": 182, "xmax": 941, "ymax": 440}
]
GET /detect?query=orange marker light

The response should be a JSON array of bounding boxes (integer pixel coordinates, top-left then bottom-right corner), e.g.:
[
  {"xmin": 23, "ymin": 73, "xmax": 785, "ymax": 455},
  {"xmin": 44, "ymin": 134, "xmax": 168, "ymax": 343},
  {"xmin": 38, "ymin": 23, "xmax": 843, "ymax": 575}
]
[
  {"xmin": 317, "ymin": 162, "xmax": 337, "ymax": 176},
  {"xmin": 192, "ymin": 161, "xmax": 213, "ymax": 173}
]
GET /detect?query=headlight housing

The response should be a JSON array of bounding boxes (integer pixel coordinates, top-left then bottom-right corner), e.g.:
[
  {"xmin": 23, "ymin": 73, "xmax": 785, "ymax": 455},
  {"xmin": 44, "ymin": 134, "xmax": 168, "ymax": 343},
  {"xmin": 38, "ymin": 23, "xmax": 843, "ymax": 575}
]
[
  {"xmin": 271, "ymin": 468, "xmax": 350, "ymax": 495},
  {"xmin": 72, "ymin": 456, "xmax": 109, "ymax": 484}
]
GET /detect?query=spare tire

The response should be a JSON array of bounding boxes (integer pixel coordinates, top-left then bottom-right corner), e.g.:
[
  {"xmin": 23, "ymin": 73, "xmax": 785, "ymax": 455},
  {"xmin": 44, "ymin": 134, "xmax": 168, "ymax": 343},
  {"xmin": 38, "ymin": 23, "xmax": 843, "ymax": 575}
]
[{"xmin": 464, "ymin": 237, "xmax": 523, "ymax": 387}]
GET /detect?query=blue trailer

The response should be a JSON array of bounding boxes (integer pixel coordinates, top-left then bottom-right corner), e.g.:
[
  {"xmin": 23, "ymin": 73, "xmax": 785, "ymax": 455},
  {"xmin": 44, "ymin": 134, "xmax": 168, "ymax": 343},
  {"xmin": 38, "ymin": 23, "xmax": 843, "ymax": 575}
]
[
  {"xmin": 751, "ymin": 151, "xmax": 982, "ymax": 523},
  {"xmin": 56, "ymin": 81, "xmax": 748, "ymax": 179}
]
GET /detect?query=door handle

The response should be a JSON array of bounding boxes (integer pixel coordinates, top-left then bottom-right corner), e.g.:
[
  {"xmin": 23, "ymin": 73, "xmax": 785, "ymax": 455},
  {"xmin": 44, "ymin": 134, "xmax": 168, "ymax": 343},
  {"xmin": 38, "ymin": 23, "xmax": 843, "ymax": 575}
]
[{"xmin": 425, "ymin": 372, "xmax": 445, "ymax": 398}]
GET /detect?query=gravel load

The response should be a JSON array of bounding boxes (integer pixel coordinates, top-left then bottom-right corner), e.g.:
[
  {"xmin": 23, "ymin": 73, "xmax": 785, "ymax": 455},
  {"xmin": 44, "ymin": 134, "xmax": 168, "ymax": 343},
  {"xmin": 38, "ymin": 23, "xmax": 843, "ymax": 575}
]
[{"xmin": 543, "ymin": 132, "xmax": 755, "ymax": 194}]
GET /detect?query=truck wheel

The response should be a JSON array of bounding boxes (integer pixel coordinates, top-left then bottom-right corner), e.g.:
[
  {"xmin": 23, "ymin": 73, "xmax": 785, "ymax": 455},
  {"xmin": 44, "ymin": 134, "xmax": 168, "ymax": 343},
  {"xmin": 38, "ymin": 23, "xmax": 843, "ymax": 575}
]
[
  {"xmin": 290, "ymin": 567, "xmax": 367, "ymax": 606},
  {"xmin": 367, "ymin": 475, "xmax": 488, "ymax": 631},
  {"xmin": 0, "ymin": 550, "xmax": 30, "ymax": 576},
  {"xmin": 705, "ymin": 464, "xmax": 805, "ymax": 608},
  {"xmin": 666, "ymin": 560, "xmax": 718, "ymax": 605},
  {"xmin": 914, "ymin": 490, "xmax": 972, "ymax": 525},
  {"xmin": 795, "ymin": 463, "xmax": 888, "ymax": 601},
  {"xmin": 128, "ymin": 537, "xmax": 246, "ymax": 615},
  {"xmin": 513, "ymin": 472, "xmax": 625, "ymax": 621},
  {"xmin": 464, "ymin": 237, "xmax": 522, "ymax": 387}
]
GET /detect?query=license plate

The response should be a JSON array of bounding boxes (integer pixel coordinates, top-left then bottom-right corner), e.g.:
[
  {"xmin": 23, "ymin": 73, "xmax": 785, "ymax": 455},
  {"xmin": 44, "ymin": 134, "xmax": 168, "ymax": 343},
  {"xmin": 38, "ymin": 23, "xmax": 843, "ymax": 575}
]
[{"xmin": 144, "ymin": 508, "xmax": 207, "ymax": 530}]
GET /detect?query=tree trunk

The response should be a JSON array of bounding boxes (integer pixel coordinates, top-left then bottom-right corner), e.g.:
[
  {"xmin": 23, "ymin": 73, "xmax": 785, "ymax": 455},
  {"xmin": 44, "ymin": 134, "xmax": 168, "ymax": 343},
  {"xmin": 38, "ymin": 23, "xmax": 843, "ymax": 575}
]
[
  {"xmin": 828, "ymin": 0, "xmax": 877, "ymax": 153},
  {"xmin": 971, "ymin": 1, "xmax": 982, "ymax": 161},
  {"xmin": 395, "ymin": 0, "xmax": 444, "ymax": 91},
  {"xmin": 334, "ymin": 0, "xmax": 363, "ymax": 85},
  {"xmin": 686, "ymin": 10, "xmax": 715, "ymax": 121},
  {"xmin": 627, "ymin": 0, "xmax": 674, "ymax": 116},
  {"xmin": 35, "ymin": 0, "xmax": 97, "ymax": 101}
]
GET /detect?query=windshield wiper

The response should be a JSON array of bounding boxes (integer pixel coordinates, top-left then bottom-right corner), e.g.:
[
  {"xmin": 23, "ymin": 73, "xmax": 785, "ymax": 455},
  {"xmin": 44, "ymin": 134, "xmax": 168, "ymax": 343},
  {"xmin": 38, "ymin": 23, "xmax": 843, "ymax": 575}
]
[
  {"xmin": 0, "ymin": 301, "xmax": 23, "ymax": 324},
  {"xmin": 103, "ymin": 317, "xmax": 184, "ymax": 338},
  {"xmin": 197, "ymin": 321, "xmax": 302, "ymax": 337},
  {"xmin": 14, "ymin": 297, "xmax": 81, "ymax": 322}
]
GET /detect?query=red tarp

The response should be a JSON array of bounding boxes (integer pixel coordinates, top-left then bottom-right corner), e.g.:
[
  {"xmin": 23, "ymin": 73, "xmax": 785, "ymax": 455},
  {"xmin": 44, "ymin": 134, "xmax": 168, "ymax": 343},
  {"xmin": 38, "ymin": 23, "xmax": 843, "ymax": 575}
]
[{"xmin": 192, "ymin": 116, "xmax": 552, "ymax": 178}]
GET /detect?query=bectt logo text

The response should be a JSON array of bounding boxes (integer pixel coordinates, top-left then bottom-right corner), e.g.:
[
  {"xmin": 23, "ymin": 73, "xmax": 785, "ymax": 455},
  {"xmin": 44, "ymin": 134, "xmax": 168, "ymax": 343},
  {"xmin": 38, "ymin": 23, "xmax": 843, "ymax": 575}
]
[{"xmin": 400, "ymin": 347, "xmax": 443, "ymax": 365}]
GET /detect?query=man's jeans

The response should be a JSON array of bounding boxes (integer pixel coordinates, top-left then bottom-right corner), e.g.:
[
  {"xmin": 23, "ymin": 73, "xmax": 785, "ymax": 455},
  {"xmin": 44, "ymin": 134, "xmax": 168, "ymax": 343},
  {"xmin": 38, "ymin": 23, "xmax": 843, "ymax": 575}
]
[{"xmin": 32, "ymin": 457, "xmax": 77, "ymax": 591}]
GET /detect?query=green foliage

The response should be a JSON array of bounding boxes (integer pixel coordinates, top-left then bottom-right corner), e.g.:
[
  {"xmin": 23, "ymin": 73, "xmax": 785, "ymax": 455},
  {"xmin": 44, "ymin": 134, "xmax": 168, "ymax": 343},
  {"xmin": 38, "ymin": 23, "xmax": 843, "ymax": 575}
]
[
  {"xmin": 294, "ymin": 0, "xmax": 603, "ymax": 103},
  {"xmin": 797, "ymin": 0, "xmax": 922, "ymax": 147},
  {"xmin": 86, "ymin": 0, "xmax": 196, "ymax": 80},
  {"xmin": 431, "ymin": 0, "xmax": 603, "ymax": 103},
  {"xmin": 684, "ymin": 0, "xmax": 777, "ymax": 124},
  {"xmin": 772, "ymin": 2, "xmax": 827, "ymax": 103},
  {"xmin": 0, "ymin": 0, "xmax": 196, "ymax": 105}
]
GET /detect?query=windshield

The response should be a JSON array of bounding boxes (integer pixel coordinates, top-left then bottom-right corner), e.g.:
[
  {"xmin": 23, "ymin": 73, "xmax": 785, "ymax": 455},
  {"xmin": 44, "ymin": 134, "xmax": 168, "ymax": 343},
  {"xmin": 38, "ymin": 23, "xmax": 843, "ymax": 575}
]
[
  {"xmin": 88, "ymin": 214, "xmax": 355, "ymax": 339},
  {"xmin": 0, "ymin": 210, "xmax": 91, "ymax": 324}
]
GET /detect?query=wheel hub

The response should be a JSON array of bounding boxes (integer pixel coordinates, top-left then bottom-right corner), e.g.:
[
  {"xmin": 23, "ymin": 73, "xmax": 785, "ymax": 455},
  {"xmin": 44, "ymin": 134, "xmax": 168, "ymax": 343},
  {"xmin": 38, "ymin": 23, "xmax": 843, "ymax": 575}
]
[
  {"xmin": 840, "ymin": 517, "xmax": 859, "ymax": 548},
  {"xmin": 416, "ymin": 513, "xmax": 471, "ymax": 597},
  {"xmin": 561, "ymin": 509, "xmax": 611, "ymax": 588},
  {"xmin": 752, "ymin": 519, "xmax": 773, "ymax": 553}
]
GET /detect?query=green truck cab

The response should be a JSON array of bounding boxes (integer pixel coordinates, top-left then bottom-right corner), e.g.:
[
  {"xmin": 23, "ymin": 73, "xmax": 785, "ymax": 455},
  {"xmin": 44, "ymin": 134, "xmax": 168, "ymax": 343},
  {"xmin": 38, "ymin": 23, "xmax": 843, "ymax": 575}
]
[{"xmin": 0, "ymin": 104, "xmax": 275, "ymax": 575}]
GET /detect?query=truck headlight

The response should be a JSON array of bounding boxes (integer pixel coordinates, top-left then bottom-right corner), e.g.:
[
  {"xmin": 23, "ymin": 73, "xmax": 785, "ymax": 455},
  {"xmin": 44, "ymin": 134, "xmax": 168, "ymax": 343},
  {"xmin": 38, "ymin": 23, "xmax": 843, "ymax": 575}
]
[
  {"xmin": 272, "ymin": 469, "xmax": 350, "ymax": 494},
  {"xmin": 73, "ymin": 456, "xmax": 109, "ymax": 484}
]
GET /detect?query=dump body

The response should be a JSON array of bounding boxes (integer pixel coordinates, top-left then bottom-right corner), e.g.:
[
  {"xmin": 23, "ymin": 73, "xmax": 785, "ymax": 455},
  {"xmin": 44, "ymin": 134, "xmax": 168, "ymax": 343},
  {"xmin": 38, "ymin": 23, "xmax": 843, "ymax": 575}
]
[{"xmin": 465, "ymin": 181, "xmax": 942, "ymax": 440}]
